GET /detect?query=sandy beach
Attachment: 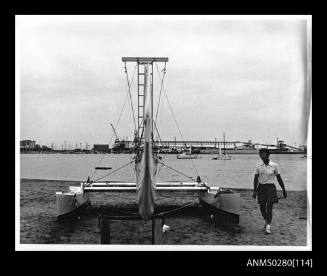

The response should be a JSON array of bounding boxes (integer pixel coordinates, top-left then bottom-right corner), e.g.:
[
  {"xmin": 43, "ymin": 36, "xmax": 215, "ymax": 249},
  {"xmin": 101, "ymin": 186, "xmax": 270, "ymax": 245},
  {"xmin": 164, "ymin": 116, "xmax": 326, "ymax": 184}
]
[{"xmin": 20, "ymin": 179, "xmax": 308, "ymax": 246}]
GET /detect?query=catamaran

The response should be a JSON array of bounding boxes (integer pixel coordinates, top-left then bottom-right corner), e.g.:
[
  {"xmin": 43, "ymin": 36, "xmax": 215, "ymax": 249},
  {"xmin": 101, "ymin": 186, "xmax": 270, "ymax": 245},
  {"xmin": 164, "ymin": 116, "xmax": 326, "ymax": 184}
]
[{"xmin": 56, "ymin": 57, "xmax": 240, "ymax": 224}]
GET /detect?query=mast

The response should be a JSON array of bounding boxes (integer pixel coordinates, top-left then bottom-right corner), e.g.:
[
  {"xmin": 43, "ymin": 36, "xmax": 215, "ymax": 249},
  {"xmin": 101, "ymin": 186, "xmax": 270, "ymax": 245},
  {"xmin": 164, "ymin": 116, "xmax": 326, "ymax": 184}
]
[
  {"xmin": 122, "ymin": 57, "xmax": 168, "ymax": 220},
  {"xmin": 122, "ymin": 57, "xmax": 168, "ymax": 147},
  {"xmin": 223, "ymin": 132, "xmax": 225, "ymax": 155}
]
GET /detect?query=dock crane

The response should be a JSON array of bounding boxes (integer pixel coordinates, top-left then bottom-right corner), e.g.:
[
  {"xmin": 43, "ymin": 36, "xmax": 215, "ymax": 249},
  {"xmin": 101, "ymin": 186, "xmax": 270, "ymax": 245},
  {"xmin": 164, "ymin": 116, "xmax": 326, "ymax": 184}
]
[
  {"xmin": 110, "ymin": 123, "xmax": 130, "ymax": 153},
  {"xmin": 110, "ymin": 123, "xmax": 121, "ymax": 142}
]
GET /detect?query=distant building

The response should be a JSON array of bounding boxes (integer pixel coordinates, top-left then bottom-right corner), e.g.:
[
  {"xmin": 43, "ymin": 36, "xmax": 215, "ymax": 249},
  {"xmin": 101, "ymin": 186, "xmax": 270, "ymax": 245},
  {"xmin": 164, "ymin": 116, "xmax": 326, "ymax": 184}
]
[
  {"xmin": 41, "ymin": 145, "xmax": 52, "ymax": 151},
  {"xmin": 20, "ymin": 140, "xmax": 36, "ymax": 149},
  {"xmin": 111, "ymin": 139, "xmax": 132, "ymax": 153},
  {"xmin": 93, "ymin": 144, "xmax": 109, "ymax": 153}
]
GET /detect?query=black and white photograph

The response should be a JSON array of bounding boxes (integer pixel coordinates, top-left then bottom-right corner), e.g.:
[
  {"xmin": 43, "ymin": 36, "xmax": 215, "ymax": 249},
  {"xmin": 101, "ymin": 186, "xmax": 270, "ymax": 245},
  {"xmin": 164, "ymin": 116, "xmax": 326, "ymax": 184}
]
[{"xmin": 16, "ymin": 15, "xmax": 312, "ymax": 250}]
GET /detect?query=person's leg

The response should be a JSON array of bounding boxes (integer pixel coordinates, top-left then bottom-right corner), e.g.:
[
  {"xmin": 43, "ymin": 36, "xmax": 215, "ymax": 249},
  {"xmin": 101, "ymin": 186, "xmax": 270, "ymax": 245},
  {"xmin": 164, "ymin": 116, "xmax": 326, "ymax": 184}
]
[
  {"xmin": 264, "ymin": 202, "xmax": 273, "ymax": 233},
  {"xmin": 266, "ymin": 202, "xmax": 273, "ymax": 225},
  {"xmin": 259, "ymin": 202, "xmax": 267, "ymax": 221}
]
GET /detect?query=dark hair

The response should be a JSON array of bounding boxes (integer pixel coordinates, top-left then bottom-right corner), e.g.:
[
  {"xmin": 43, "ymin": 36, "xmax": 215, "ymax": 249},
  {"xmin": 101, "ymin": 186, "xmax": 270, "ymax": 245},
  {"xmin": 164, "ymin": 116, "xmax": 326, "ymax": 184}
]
[{"xmin": 259, "ymin": 148, "xmax": 270, "ymax": 155}]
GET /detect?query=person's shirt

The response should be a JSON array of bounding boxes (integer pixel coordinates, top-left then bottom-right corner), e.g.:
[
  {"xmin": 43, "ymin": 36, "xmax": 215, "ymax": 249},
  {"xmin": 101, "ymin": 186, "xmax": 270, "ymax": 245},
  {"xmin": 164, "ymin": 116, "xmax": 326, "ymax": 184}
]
[{"xmin": 254, "ymin": 160, "xmax": 280, "ymax": 184}]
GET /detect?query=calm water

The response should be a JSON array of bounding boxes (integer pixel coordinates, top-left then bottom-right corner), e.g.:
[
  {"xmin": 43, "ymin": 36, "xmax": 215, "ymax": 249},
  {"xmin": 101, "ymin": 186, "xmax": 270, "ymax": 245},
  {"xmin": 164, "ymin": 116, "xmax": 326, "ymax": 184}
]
[{"xmin": 20, "ymin": 153, "xmax": 308, "ymax": 191}]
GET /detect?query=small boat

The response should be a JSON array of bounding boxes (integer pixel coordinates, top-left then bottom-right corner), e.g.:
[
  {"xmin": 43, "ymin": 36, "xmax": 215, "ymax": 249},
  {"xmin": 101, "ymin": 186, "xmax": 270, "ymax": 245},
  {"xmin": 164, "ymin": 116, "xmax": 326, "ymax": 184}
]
[
  {"xmin": 212, "ymin": 155, "xmax": 232, "ymax": 160},
  {"xmin": 177, "ymin": 145, "xmax": 198, "ymax": 159},
  {"xmin": 212, "ymin": 149, "xmax": 232, "ymax": 160},
  {"xmin": 199, "ymin": 187, "xmax": 240, "ymax": 224},
  {"xmin": 177, "ymin": 153, "xmax": 198, "ymax": 159},
  {"xmin": 95, "ymin": 166, "xmax": 112, "ymax": 170},
  {"xmin": 212, "ymin": 133, "xmax": 231, "ymax": 160},
  {"xmin": 301, "ymin": 155, "xmax": 307, "ymax": 159}
]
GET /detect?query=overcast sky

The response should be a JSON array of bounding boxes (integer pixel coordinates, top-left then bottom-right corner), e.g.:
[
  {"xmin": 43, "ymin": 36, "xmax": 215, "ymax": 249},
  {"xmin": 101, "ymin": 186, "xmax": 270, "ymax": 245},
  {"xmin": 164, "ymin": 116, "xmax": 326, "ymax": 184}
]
[{"xmin": 17, "ymin": 15, "xmax": 311, "ymax": 148}]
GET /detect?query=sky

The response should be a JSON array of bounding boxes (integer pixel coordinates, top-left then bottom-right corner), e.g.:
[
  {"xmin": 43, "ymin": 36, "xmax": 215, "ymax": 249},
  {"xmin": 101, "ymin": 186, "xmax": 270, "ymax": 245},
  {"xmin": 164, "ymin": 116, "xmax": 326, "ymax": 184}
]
[{"xmin": 17, "ymin": 15, "xmax": 311, "ymax": 149}]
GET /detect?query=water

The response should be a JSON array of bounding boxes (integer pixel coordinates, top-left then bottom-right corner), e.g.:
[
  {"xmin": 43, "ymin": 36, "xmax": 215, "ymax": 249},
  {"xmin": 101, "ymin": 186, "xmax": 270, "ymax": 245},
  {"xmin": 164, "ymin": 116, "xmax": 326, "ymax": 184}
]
[{"xmin": 20, "ymin": 153, "xmax": 308, "ymax": 191}]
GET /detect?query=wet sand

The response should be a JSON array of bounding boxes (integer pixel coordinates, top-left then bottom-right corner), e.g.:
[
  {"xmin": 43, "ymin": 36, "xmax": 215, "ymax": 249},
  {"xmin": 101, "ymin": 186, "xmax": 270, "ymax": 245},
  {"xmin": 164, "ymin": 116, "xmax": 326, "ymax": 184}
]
[{"xmin": 20, "ymin": 179, "xmax": 308, "ymax": 246}]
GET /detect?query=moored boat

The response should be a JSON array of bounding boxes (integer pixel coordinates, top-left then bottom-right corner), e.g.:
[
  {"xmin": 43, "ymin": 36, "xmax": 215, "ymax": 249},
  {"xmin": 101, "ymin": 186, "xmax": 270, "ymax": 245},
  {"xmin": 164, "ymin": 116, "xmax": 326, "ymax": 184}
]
[
  {"xmin": 212, "ymin": 133, "xmax": 232, "ymax": 160},
  {"xmin": 212, "ymin": 155, "xmax": 232, "ymax": 160},
  {"xmin": 177, "ymin": 145, "xmax": 198, "ymax": 159},
  {"xmin": 177, "ymin": 152, "xmax": 199, "ymax": 159}
]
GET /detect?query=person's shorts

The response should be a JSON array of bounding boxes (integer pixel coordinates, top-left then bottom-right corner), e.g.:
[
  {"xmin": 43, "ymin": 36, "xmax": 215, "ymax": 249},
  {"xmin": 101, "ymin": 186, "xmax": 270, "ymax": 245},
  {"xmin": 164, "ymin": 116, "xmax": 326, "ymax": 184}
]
[{"xmin": 257, "ymin": 183, "xmax": 278, "ymax": 204}]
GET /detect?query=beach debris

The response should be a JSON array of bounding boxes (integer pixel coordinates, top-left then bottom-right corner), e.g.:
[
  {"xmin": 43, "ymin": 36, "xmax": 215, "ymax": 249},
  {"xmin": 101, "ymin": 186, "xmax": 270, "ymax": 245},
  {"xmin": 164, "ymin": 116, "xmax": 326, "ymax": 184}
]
[{"xmin": 162, "ymin": 224, "xmax": 170, "ymax": 233}]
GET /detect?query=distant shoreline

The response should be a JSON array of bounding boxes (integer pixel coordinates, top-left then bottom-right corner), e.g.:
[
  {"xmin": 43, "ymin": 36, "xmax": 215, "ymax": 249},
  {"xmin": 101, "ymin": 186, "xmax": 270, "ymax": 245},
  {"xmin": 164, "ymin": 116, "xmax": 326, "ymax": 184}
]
[
  {"xmin": 20, "ymin": 178, "xmax": 81, "ymax": 183},
  {"xmin": 20, "ymin": 152, "xmax": 306, "ymax": 155}
]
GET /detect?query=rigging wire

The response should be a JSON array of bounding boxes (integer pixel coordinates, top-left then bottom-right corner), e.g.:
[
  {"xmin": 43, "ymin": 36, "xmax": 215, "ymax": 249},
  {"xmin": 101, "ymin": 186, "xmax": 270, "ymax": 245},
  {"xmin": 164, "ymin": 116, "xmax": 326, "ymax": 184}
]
[
  {"xmin": 157, "ymin": 160, "xmax": 198, "ymax": 182},
  {"xmin": 124, "ymin": 62, "xmax": 137, "ymax": 133},
  {"xmin": 154, "ymin": 62, "xmax": 166, "ymax": 124},
  {"xmin": 93, "ymin": 160, "xmax": 134, "ymax": 182},
  {"xmin": 155, "ymin": 64, "xmax": 184, "ymax": 142},
  {"xmin": 154, "ymin": 64, "xmax": 200, "ymax": 178},
  {"xmin": 89, "ymin": 64, "xmax": 137, "ymax": 180},
  {"xmin": 89, "ymin": 91, "xmax": 130, "ymax": 180},
  {"xmin": 155, "ymin": 202, "xmax": 195, "ymax": 217},
  {"xmin": 153, "ymin": 121, "xmax": 163, "ymax": 146},
  {"xmin": 153, "ymin": 121, "xmax": 167, "ymax": 177}
]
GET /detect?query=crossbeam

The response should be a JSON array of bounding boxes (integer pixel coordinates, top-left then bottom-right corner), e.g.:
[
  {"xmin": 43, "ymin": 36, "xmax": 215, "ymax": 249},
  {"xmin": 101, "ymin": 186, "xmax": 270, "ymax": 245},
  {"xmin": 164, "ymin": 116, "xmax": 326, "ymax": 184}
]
[
  {"xmin": 82, "ymin": 182, "xmax": 206, "ymax": 187},
  {"xmin": 81, "ymin": 182, "xmax": 219, "ymax": 192},
  {"xmin": 83, "ymin": 186, "xmax": 218, "ymax": 192},
  {"xmin": 122, "ymin": 57, "xmax": 168, "ymax": 63}
]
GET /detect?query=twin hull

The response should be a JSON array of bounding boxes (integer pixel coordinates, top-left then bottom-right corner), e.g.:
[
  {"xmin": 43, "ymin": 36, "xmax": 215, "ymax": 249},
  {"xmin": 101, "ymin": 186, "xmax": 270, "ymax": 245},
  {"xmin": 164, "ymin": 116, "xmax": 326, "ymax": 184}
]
[
  {"xmin": 199, "ymin": 190, "xmax": 241, "ymax": 224},
  {"xmin": 56, "ymin": 186, "xmax": 89, "ymax": 217}
]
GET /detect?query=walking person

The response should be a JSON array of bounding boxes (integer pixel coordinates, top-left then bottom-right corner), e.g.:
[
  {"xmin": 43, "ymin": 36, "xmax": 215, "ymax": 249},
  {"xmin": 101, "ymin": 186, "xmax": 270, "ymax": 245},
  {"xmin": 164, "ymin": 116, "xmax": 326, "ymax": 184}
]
[{"xmin": 253, "ymin": 148, "xmax": 287, "ymax": 234}]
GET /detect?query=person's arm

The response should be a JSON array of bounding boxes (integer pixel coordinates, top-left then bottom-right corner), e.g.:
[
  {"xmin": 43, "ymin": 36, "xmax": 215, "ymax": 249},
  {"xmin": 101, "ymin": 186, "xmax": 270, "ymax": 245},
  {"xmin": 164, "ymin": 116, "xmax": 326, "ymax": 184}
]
[
  {"xmin": 253, "ymin": 174, "xmax": 259, "ymax": 199},
  {"xmin": 277, "ymin": 174, "xmax": 287, "ymax": 198}
]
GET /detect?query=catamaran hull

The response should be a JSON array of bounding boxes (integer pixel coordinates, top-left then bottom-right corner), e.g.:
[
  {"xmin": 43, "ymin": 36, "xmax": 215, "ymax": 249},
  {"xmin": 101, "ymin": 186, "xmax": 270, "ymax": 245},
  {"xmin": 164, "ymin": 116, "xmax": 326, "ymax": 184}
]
[
  {"xmin": 199, "ymin": 190, "xmax": 240, "ymax": 224},
  {"xmin": 56, "ymin": 186, "xmax": 90, "ymax": 218},
  {"xmin": 135, "ymin": 141, "xmax": 157, "ymax": 220},
  {"xmin": 135, "ymin": 63, "xmax": 156, "ymax": 221}
]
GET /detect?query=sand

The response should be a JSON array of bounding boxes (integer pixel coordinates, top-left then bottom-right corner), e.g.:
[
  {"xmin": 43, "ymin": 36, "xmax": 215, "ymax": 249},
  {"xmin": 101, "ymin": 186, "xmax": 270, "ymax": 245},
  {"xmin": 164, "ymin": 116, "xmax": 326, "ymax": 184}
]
[{"xmin": 19, "ymin": 179, "xmax": 308, "ymax": 246}]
